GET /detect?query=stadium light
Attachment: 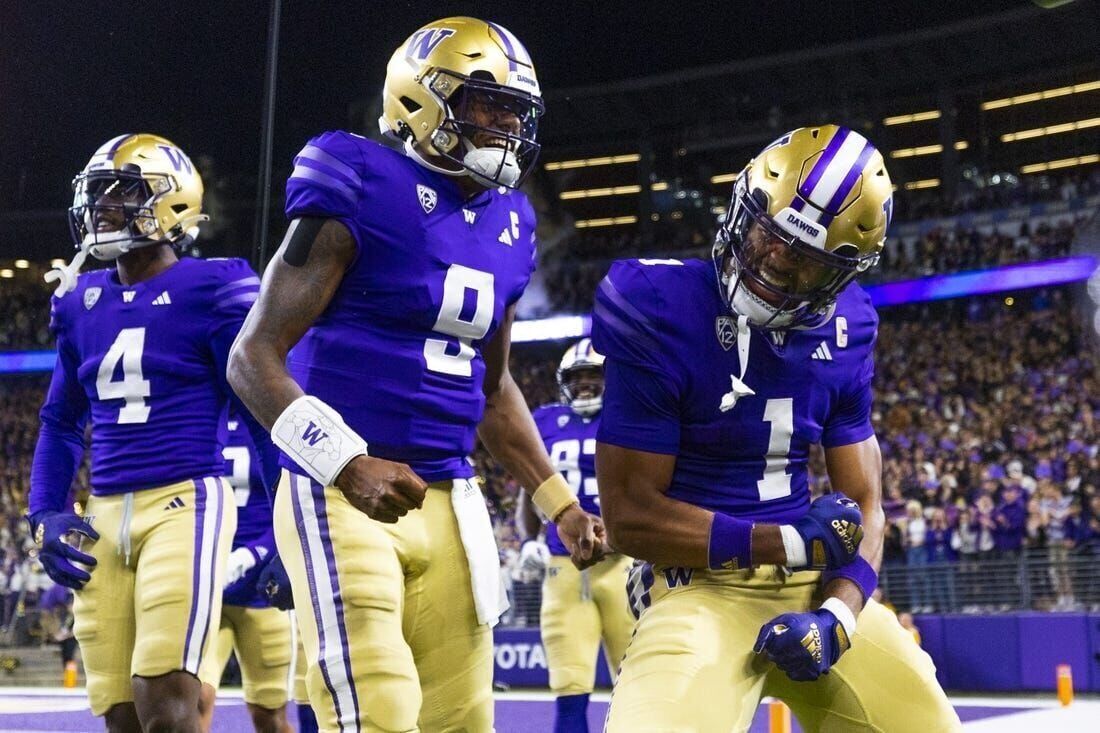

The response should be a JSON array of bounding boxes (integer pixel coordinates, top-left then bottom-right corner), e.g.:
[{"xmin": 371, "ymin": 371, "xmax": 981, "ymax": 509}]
[
  {"xmin": 1000, "ymin": 117, "xmax": 1100, "ymax": 143},
  {"xmin": 14, "ymin": 259, "xmax": 29, "ymax": 269},
  {"xmin": 954, "ymin": 141, "xmax": 969, "ymax": 151},
  {"xmin": 650, "ymin": 181, "xmax": 669, "ymax": 191},
  {"xmin": 0, "ymin": 269, "xmax": 13, "ymax": 278},
  {"xmin": 981, "ymin": 80, "xmax": 1100, "ymax": 110},
  {"xmin": 904, "ymin": 178, "xmax": 941, "ymax": 190},
  {"xmin": 1019, "ymin": 154, "xmax": 1100, "ymax": 174},
  {"xmin": 559, "ymin": 185, "xmax": 642, "ymax": 200},
  {"xmin": 883, "ymin": 110, "xmax": 941, "ymax": 126},
  {"xmin": 50, "ymin": 258, "xmax": 66, "ymax": 267},
  {"xmin": 544, "ymin": 153, "xmax": 640, "ymax": 171},
  {"xmin": 710, "ymin": 173, "xmax": 738, "ymax": 184},
  {"xmin": 574, "ymin": 215, "xmax": 637, "ymax": 229}
]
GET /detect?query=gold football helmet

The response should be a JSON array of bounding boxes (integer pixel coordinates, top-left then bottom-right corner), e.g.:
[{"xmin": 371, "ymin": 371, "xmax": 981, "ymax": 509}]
[
  {"xmin": 714, "ymin": 125, "xmax": 893, "ymax": 329},
  {"xmin": 557, "ymin": 338, "xmax": 605, "ymax": 417},
  {"xmin": 68, "ymin": 133, "xmax": 207, "ymax": 261},
  {"xmin": 379, "ymin": 17, "xmax": 544, "ymax": 189}
]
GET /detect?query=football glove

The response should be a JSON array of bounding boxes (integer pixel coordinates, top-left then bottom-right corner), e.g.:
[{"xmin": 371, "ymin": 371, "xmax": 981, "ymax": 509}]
[
  {"xmin": 754, "ymin": 607, "xmax": 852, "ymax": 682},
  {"xmin": 30, "ymin": 511, "xmax": 99, "ymax": 590},
  {"xmin": 257, "ymin": 553, "xmax": 294, "ymax": 610},
  {"xmin": 518, "ymin": 539, "xmax": 551, "ymax": 572},
  {"xmin": 790, "ymin": 492, "xmax": 864, "ymax": 570}
]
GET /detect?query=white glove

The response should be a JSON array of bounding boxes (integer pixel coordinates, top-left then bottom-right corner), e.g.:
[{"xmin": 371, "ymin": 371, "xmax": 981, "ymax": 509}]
[
  {"xmin": 224, "ymin": 547, "xmax": 258, "ymax": 588},
  {"xmin": 519, "ymin": 540, "xmax": 551, "ymax": 572}
]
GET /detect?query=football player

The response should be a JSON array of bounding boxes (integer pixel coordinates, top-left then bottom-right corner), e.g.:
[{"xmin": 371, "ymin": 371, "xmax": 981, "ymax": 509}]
[
  {"xmin": 517, "ymin": 339, "xmax": 635, "ymax": 733},
  {"xmin": 27, "ymin": 134, "xmax": 278, "ymax": 731},
  {"xmin": 198, "ymin": 411, "xmax": 291, "ymax": 733},
  {"xmin": 227, "ymin": 17, "xmax": 606, "ymax": 732},
  {"xmin": 593, "ymin": 126, "xmax": 961, "ymax": 732}
]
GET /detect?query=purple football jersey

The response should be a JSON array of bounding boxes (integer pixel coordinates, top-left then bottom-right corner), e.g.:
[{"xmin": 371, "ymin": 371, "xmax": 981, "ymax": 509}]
[
  {"xmin": 592, "ymin": 258, "xmax": 877, "ymax": 524},
  {"xmin": 31, "ymin": 257, "xmax": 260, "ymax": 503},
  {"xmin": 222, "ymin": 412, "xmax": 276, "ymax": 607},
  {"xmin": 533, "ymin": 403, "xmax": 601, "ymax": 556},
  {"xmin": 282, "ymin": 132, "xmax": 538, "ymax": 482}
]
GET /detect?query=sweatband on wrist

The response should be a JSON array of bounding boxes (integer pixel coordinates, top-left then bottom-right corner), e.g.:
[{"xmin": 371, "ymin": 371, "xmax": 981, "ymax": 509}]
[
  {"xmin": 708, "ymin": 513, "xmax": 753, "ymax": 570},
  {"xmin": 779, "ymin": 524, "xmax": 808, "ymax": 568},
  {"xmin": 820, "ymin": 596, "xmax": 857, "ymax": 640},
  {"xmin": 271, "ymin": 395, "xmax": 368, "ymax": 488},
  {"xmin": 821, "ymin": 555, "xmax": 879, "ymax": 602},
  {"xmin": 532, "ymin": 473, "xmax": 578, "ymax": 521}
]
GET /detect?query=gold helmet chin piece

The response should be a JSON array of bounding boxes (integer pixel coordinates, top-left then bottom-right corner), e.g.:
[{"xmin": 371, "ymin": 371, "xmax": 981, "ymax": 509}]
[
  {"xmin": 715, "ymin": 125, "xmax": 893, "ymax": 330},
  {"xmin": 68, "ymin": 133, "xmax": 208, "ymax": 262},
  {"xmin": 379, "ymin": 17, "xmax": 544, "ymax": 189}
]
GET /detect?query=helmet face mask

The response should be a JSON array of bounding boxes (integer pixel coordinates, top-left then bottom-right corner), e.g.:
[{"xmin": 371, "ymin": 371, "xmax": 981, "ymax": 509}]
[
  {"xmin": 426, "ymin": 70, "xmax": 543, "ymax": 188},
  {"xmin": 713, "ymin": 125, "xmax": 892, "ymax": 330},
  {"xmin": 557, "ymin": 339, "xmax": 605, "ymax": 417},
  {"xmin": 380, "ymin": 17, "xmax": 544, "ymax": 189},
  {"xmin": 70, "ymin": 169, "xmax": 166, "ymax": 260}
]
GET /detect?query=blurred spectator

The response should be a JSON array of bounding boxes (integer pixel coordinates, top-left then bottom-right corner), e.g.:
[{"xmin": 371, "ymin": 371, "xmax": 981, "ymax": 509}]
[
  {"xmin": 904, "ymin": 501, "xmax": 932, "ymax": 613},
  {"xmin": 926, "ymin": 508, "xmax": 958, "ymax": 612}
]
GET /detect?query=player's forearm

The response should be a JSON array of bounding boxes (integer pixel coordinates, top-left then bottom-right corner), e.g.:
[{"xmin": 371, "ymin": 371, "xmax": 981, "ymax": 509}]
[
  {"xmin": 28, "ymin": 423, "xmax": 84, "ymax": 516},
  {"xmin": 516, "ymin": 488, "xmax": 543, "ymax": 541},
  {"xmin": 822, "ymin": 436, "xmax": 885, "ymax": 613},
  {"xmin": 605, "ymin": 491, "xmax": 787, "ymax": 568},
  {"xmin": 477, "ymin": 372, "xmax": 556, "ymax": 491},
  {"xmin": 227, "ymin": 335, "xmax": 305, "ymax": 430}
]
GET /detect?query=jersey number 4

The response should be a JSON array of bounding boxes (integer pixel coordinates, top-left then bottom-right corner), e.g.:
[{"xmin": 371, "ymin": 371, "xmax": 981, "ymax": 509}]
[
  {"xmin": 425, "ymin": 264, "xmax": 495, "ymax": 377},
  {"xmin": 96, "ymin": 327, "xmax": 151, "ymax": 424}
]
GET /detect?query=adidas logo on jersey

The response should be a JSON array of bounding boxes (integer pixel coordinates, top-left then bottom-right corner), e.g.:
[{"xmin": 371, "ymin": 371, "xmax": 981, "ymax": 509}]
[
  {"xmin": 152, "ymin": 291, "xmax": 172, "ymax": 306},
  {"xmin": 811, "ymin": 341, "xmax": 833, "ymax": 361},
  {"xmin": 164, "ymin": 496, "xmax": 186, "ymax": 511},
  {"xmin": 123, "ymin": 291, "xmax": 136, "ymax": 303}
]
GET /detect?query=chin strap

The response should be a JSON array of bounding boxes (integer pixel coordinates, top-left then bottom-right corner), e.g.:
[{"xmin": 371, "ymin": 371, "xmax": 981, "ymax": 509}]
[{"xmin": 44, "ymin": 249, "xmax": 88, "ymax": 298}]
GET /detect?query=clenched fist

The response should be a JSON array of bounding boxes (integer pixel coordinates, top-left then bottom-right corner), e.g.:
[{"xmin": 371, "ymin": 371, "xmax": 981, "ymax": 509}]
[{"xmin": 336, "ymin": 455, "xmax": 427, "ymax": 523}]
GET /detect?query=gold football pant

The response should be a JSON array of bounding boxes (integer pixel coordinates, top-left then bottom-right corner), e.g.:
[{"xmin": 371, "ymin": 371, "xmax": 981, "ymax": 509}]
[
  {"xmin": 607, "ymin": 563, "xmax": 962, "ymax": 733},
  {"xmin": 73, "ymin": 477, "xmax": 236, "ymax": 716},
  {"xmin": 199, "ymin": 604, "xmax": 292, "ymax": 709},
  {"xmin": 541, "ymin": 554, "xmax": 634, "ymax": 695},
  {"xmin": 274, "ymin": 470, "xmax": 493, "ymax": 733}
]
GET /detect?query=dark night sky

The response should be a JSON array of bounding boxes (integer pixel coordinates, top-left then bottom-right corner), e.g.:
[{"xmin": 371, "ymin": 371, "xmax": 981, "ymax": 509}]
[{"xmin": 0, "ymin": 0, "xmax": 1028, "ymax": 213}]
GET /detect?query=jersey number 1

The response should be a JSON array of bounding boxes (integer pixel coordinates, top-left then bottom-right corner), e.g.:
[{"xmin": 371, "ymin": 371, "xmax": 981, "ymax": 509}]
[
  {"xmin": 758, "ymin": 398, "xmax": 793, "ymax": 500},
  {"xmin": 96, "ymin": 327, "xmax": 151, "ymax": 424}
]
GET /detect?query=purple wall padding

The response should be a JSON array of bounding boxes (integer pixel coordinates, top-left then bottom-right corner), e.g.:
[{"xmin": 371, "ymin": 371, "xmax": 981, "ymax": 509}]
[
  {"xmin": 1017, "ymin": 614, "xmax": 1091, "ymax": 691},
  {"xmin": 915, "ymin": 613, "xmax": 1100, "ymax": 692},
  {"xmin": 1087, "ymin": 614, "xmax": 1100, "ymax": 693}
]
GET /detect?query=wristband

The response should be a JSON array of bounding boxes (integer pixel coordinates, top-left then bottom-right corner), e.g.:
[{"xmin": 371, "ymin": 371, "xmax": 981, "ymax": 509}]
[
  {"xmin": 821, "ymin": 555, "xmax": 878, "ymax": 602},
  {"xmin": 820, "ymin": 596, "xmax": 857, "ymax": 641},
  {"xmin": 708, "ymin": 513, "xmax": 753, "ymax": 570},
  {"xmin": 778, "ymin": 524, "xmax": 808, "ymax": 568},
  {"xmin": 271, "ymin": 395, "xmax": 368, "ymax": 488},
  {"xmin": 532, "ymin": 473, "xmax": 578, "ymax": 522}
]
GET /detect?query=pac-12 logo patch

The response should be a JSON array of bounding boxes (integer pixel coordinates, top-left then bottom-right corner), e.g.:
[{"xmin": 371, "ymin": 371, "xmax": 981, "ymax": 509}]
[
  {"xmin": 417, "ymin": 184, "xmax": 437, "ymax": 214},
  {"xmin": 84, "ymin": 287, "xmax": 102, "ymax": 310},
  {"xmin": 715, "ymin": 316, "xmax": 736, "ymax": 351}
]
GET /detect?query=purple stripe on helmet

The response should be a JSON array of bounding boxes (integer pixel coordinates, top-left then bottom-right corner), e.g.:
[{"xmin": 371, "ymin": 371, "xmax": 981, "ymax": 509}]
[
  {"xmin": 107, "ymin": 134, "xmax": 134, "ymax": 159},
  {"xmin": 798, "ymin": 128, "xmax": 850, "ymax": 200},
  {"xmin": 488, "ymin": 22, "xmax": 519, "ymax": 71},
  {"xmin": 789, "ymin": 196, "xmax": 806, "ymax": 213},
  {"xmin": 193, "ymin": 479, "xmax": 224, "ymax": 667},
  {"xmin": 311, "ymin": 481, "xmax": 362, "ymax": 723},
  {"xmin": 823, "ymin": 140, "xmax": 876, "ymax": 214},
  {"xmin": 182, "ymin": 479, "xmax": 206, "ymax": 666},
  {"xmin": 290, "ymin": 477, "xmax": 348, "ymax": 728}
]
